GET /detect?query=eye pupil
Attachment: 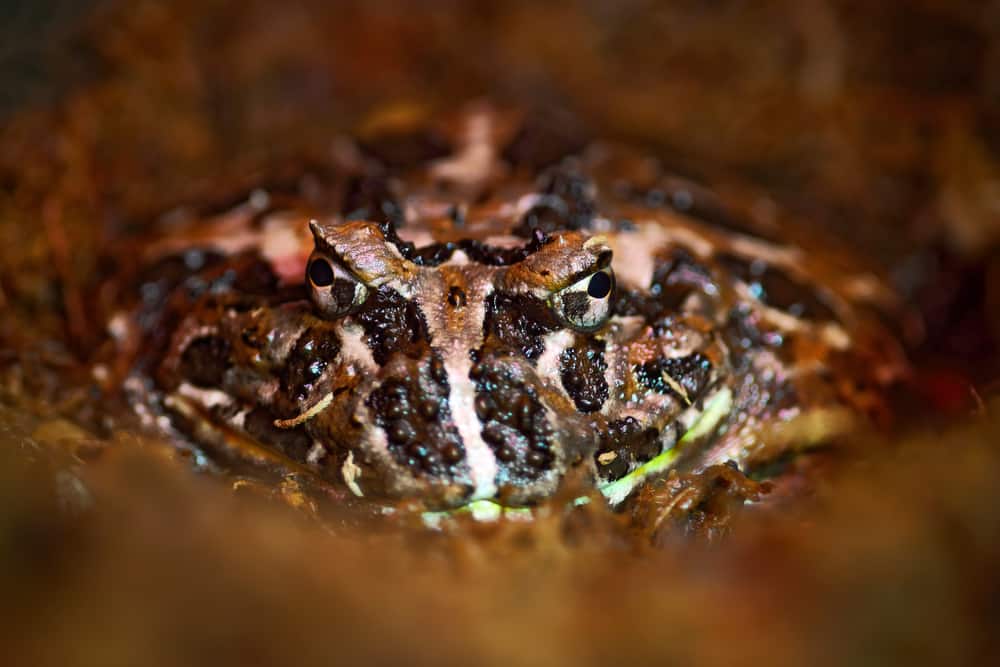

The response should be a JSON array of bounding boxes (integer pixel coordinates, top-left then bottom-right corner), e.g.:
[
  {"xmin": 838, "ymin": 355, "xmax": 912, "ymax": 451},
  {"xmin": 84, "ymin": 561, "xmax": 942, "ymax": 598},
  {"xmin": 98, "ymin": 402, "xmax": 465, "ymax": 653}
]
[
  {"xmin": 587, "ymin": 271, "xmax": 613, "ymax": 299},
  {"xmin": 308, "ymin": 258, "xmax": 334, "ymax": 287}
]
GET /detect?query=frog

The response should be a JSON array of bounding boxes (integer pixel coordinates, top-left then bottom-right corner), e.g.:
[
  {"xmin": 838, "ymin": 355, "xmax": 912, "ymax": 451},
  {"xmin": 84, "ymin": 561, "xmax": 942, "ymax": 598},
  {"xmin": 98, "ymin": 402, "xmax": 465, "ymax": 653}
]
[{"xmin": 104, "ymin": 102, "xmax": 907, "ymax": 511}]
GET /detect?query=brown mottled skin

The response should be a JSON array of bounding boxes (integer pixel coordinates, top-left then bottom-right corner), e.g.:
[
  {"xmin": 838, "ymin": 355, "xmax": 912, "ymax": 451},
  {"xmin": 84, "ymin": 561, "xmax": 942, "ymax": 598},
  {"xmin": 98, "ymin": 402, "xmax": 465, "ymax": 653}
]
[{"xmin": 108, "ymin": 104, "xmax": 906, "ymax": 510}]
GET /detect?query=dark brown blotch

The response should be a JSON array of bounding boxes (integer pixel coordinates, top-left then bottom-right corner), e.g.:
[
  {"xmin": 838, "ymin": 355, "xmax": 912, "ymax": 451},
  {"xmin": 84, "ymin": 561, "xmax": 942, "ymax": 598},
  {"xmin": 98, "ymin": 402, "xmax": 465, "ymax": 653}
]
[
  {"xmin": 633, "ymin": 176, "xmax": 783, "ymax": 243},
  {"xmin": 558, "ymin": 340, "xmax": 609, "ymax": 413},
  {"xmin": 595, "ymin": 417, "xmax": 661, "ymax": 482},
  {"xmin": 282, "ymin": 324, "xmax": 341, "ymax": 401},
  {"xmin": 472, "ymin": 363, "xmax": 554, "ymax": 482},
  {"xmin": 178, "ymin": 336, "xmax": 231, "ymax": 388},
  {"xmin": 613, "ymin": 246, "xmax": 716, "ymax": 321},
  {"xmin": 500, "ymin": 107, "xmax": 589, "ymax": 170},
  {"xmin": 513, "ymin": 166, "xmax": 596, "ymax": 236},
  {"xmin": 481, "ymin": 292, "xmax": 559, "ymax": 361},
  {"xmin": 365, "ymin": 363, "xmax": 465, "ymax": 478},
  {"xmin": 355, "ymin": 287, "xmax": 430, "ymax": 365},
  {"xmin": 636, "ymin": 352, "xmax": 713, "ymax": 403},
  {"xmin": 718, "ymin": 253, "xmax": 839, "ymax": 321}
]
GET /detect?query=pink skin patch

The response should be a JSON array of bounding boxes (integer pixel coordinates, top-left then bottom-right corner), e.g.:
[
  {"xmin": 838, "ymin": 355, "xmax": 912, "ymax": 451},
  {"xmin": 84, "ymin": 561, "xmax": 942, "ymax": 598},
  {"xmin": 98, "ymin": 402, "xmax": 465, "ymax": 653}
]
[
  {"xmin": 269, "ymin": 251, "xmax": 311, "ymax": 285},
  {"xmin": 142, "ymin": 211, "xmax": 315, "ymax": 286},
  {"xmin": 259, "ymin": 218, "xmax": 314, "ymax": 285}
]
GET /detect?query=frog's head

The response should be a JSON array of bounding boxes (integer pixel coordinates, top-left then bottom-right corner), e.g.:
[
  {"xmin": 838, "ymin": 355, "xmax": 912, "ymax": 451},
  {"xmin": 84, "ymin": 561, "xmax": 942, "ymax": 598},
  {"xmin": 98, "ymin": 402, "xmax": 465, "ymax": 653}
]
[{"xmin": 300, "ymin": 218, "xmax": 649, "ymax": 507}]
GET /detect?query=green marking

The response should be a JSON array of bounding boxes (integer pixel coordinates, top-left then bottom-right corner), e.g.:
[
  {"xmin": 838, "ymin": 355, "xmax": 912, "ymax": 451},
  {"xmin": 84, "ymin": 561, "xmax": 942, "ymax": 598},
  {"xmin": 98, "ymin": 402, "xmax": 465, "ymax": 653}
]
[
  {"xmin": 680, "ymin": 386, "xmax": 734, "ymax": 444},
  {"xmin": 598, "ymin": 387, "xmax": 734, "ymax": 506}
]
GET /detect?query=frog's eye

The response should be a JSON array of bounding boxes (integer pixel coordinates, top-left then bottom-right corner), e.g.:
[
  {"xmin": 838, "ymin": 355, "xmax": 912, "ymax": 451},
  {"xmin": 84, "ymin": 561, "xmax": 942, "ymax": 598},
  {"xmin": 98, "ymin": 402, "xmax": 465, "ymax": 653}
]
[
  {"xmin": 306, "ymin": 251, "xmax": 369, "ymax": 318},
  {"xmin": 550, "ymin": 268, "xmax": 615, "ymax": 332}
]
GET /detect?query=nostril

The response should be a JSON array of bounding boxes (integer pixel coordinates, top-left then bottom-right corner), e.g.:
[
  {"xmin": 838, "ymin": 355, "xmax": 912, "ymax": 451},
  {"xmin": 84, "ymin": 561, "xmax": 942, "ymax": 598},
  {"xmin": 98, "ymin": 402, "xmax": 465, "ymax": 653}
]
[{"xmin": 447, "ymin": 285, "xmax": 467, "ymax": 308}]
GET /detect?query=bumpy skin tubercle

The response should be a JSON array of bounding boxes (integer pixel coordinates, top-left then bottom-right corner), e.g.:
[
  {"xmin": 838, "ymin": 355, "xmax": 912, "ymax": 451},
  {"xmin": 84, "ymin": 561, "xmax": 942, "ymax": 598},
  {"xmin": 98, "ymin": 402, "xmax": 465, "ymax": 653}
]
[{"xmin": 114, "ymin": 104, "xmax": 906, "ymax": 510}]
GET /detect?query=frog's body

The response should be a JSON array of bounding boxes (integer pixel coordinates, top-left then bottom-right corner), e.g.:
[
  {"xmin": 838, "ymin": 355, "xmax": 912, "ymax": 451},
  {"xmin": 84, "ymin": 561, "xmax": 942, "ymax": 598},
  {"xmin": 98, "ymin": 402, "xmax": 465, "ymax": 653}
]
[{"xmin": 111, "ymin": 105, "xmax": 905, "ymax": 509}]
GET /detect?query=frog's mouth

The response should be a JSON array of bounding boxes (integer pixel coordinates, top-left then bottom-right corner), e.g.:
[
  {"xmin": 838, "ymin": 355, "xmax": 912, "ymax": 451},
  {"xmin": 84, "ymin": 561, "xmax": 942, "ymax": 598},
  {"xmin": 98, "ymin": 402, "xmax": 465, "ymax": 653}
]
[{"xmin": 418, "ymin": 387, "xmax": 737, "ymax": 527}]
